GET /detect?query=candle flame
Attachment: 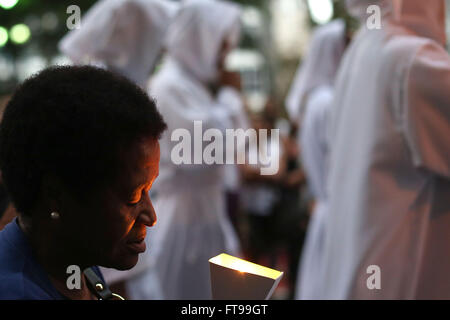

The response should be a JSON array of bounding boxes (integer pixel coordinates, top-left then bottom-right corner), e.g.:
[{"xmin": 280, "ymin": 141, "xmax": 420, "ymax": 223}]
[{"xmin": 209, "ymin": 253, "xmax": 283, "ymax": 279}]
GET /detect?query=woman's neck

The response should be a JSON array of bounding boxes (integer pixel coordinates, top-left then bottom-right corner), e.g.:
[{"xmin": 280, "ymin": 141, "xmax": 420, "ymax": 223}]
[{"xmin": 17, "ymin": 215, "xmax": 97, "ymax": 300}]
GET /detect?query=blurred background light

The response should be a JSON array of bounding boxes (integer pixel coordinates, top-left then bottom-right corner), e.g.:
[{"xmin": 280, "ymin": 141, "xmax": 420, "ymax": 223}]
[
  {"xmin": 0, "ymin": 26, "xmax": 8, "ymax": 47},
  {"xmin": 226, "ymin": 49, "xmax": 265, "ymax": 71},
  {"xmin": 0, "ymin": 55, "xmax": 14, "ymax": 81},
  {"xmin": 307, "ymin": 0, "xmax": 334, "ymax": 25},
  {"xmin": 242, "ymin": 6, "xmax": 263, "ymax": 30},
  {"xmin": 16, "ymin": 55, "xmax": 46, "ymax": 81},
  {"xmin": 50, "ymin": 54, "xmax": 72, "ymax": 66},
  {"xmin": 270, "ymin": 0, "xmax": 310, "ymax": 59},
  {"xmin": 41, "ymin": 12, "xmax": 59, "ymax": 32},
  {"xmin": 0, "ymin": 0, "xmax": 18, "ymax": 10},
  {"xmin": 10, "ymin": 23, "xmax": 30, "ymax": 44},
  {"xmin": 24, "ymin": 15, "xmax": 42, "ymax": 35}
]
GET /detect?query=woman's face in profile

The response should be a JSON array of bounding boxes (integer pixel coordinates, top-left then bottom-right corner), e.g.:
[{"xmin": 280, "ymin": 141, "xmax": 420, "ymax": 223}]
[{"xmin": 61, "ymin": 137, "xmax": 160, "ymax": 270}]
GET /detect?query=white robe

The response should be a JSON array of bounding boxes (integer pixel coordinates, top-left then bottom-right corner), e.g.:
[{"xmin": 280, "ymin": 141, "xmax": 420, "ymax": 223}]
[
  {"xmin": 126, "ymin": 0, "xmax": 243, "ymax": 300},
  {"xmin": 295, "ymin": 86, "xmax": 333, "ymax": 299},
  {"xmin": 287, "ymin": 20, "xmax": 347, "ymax": 300},
  {"xmin": 321, "ymin": 0, "xmax": 450, "ymax": 299}
]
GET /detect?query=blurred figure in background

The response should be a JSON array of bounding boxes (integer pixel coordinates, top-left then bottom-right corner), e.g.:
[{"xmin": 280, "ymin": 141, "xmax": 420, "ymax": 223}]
[
  {"xmin": 58, "ymin": 0, "xmax": 178, "ymax": 299},
  {"xmin": 271, "ymin": 121, "xmax": 308, "ymax": 299},
  {"xmin": 221, "ymin": 58, "xmax": 250, "ymax": 244},
  {"xmin": 59, "ymin": 0, "xmax": 178, "ymax": 89},
  {"xmin": 129, "ymin": 0, "xmax": 245, "ymax": 299},
  {"xmin": 290, "ymin": 20, "xmax": 348, "ymax": 299},
  {"xmin": 321, "ymin": 0, "xmax": 450, "ymax": 299},
  {"xmin": 285, "ymin": 20, "xmax": 347, "ymax": 124},
  {"xmin": 223, "ymin": 104, "xmax": 250, "ymax": 244},
  {"xmin": 240, "ymin": 112, "xmax": 285, "ymax": 269},
  {"xmin": 240, "ymin": 106, "xmax": 307, "ymax": 299}
]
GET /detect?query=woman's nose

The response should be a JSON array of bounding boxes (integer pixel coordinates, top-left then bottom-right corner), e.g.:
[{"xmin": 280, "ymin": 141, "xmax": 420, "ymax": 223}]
[{"xmin": 138, "ymin": 191, "xmax": 157, "ymax": 227}]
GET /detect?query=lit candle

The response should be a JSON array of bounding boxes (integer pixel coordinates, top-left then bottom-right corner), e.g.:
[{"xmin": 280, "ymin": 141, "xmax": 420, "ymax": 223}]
[{"xmin": 209, "ymin": 253, "xmax": 284, "ymax": 300}]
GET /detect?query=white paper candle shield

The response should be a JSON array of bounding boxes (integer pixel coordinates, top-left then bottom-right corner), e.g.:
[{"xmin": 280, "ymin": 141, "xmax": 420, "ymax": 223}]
[{"xmin": 209, "ymin": 253, "xmax": 284, "ymax": 300}]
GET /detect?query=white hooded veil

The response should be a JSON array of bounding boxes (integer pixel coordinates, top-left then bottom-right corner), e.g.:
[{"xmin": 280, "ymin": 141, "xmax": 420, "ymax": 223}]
[
  {"xmin": 320, "ymin": 0, "xmax": 450, "ymax": 299},
  {"xmin": 59, "ymin": 0, "xmax": 178, "ymax": 88},
  {"xmin": 165, "ymin": 0, "xmax": 241, "ymax": 84},
  {"xmin": 284, "ymin": 19, "xmax": 347, "ymax": 122}
]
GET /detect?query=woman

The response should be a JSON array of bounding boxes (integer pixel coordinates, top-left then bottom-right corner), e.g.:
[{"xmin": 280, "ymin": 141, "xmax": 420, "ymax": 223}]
[
  {"xmin": 0, "ymin": 65, "xmax": 166, "ymax": 299},
  {"xmin": 59, "ymin": 0, "xmax": 178, "ymax": 89},
  {"xmin": 321, "ymin": 0, "xmax": 450, "ymax": 299},
  {"xmin": 289, "ymin": 20, "xmax": 348, "ymax": 299},
  {"xmin": 127, "ymin": 0, "xmax": 245, "ymax": 300},
  {"xmin": 285, "ymin": 20, "xmax": 348, "ymax": 123}
]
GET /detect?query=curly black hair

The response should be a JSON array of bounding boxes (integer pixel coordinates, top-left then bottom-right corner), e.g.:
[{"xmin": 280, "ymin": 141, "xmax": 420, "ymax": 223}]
[{"xmin": 0, "ymin": 65, "xmax": 167, "ymax": 216}]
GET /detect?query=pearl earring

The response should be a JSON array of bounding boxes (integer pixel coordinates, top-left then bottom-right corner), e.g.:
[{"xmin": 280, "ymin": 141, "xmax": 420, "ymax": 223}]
[{"xmin": 50, "ymin": 211, "xmax": 60, "ymax": 219}]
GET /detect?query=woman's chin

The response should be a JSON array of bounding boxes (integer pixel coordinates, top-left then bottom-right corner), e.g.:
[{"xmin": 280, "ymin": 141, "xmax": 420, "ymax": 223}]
[
  {"xmin": 105, "ymin": 251, "xmax": 140, "ymax": 271},
  {"xmin": 114, "ymin": 256, "xmax": 139, "ymax": 271}
]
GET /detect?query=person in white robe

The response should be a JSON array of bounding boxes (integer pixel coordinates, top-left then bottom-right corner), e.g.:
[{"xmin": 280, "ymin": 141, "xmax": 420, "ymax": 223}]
[
  {"xmin": 320, "ymin": 0, "xmax": 450, "ymax": 299},
  {"xmin": 59, "ymin": 0, "xmax": 178, "ymax": 89},
  {"xmin": 292, "ymin": 20, "xmax": 348, "ymax": 300},
  {"xmin": 285, "ymin": 20, "xmax": 347, "ymax": 123},
  {"xmin": 125, "ymin": 0, "xmax": 245, "ymax": 300},
  {"xmin": 58, "ymin": 0, "xmax": 178, "ymax": 297}
]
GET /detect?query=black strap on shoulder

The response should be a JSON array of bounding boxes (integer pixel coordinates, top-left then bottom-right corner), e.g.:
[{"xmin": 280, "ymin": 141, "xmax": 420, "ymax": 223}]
[{"xmin": 83, "ymin": 267, "xmax": 114, "ymax": 300}]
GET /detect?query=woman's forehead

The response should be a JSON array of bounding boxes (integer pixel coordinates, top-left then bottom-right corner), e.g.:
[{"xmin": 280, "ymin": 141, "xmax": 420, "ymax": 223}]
[
  {"xmin": 115, "ymin": 139, "xmax": 159, "ymax": 189},
  {"xmin": 125, "ymin": 138, "xmax": 159, "ymax": 175},
  {"xmin": 123, "ymin": 137, "xmax": 159, "ymax": 162}
]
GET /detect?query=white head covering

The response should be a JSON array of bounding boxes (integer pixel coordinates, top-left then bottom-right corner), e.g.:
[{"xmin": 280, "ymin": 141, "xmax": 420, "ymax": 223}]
[
  {"xmin": 319, "ymin": 0, "xmax": 450, "ymax": 299},
  {"xmin": 165, "ymin": 0, "xmax": 241, "ymax": 84},
  {"xmin": 285, "ymin": 19, "xmax": 347, "ymax": 121},
  {"xmin": 59, "ymin": 0, "xmax": 179, "ymax": 88}
]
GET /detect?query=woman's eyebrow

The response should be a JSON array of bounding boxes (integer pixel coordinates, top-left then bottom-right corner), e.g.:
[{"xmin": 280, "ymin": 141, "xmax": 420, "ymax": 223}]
[
  {"xmin": 124, "ymin": 178, "xmax": 145, "ymax": 193},
  {"xmin": 128, "ymin": 166, "xmax": 158, "ymax": 191},
  {"xmin": 132, "ymin": 181, "xmax": 147, "ymax": 191},
  {"xmin": 134, "ymin": 174, "xmax": 154, "ymax": 191}
]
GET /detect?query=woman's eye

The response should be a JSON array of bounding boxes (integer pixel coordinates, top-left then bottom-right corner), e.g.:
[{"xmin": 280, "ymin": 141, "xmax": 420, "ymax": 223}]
[
  {"xmin": 127, "ymin": 186, "xmax": 148, "ymax": 206},
  {"xmin": 127, "ymin": 194, "xmax": 141, "ymax": 206}
]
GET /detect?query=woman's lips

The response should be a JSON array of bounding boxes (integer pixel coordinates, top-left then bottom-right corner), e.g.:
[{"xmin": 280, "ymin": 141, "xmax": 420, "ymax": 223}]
[{"xmin": 126, "ymin": 239, "xmax": 146, "ymax": 254}]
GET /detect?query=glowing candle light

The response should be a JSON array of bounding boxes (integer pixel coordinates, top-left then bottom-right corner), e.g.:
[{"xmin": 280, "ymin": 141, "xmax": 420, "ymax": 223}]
[{"xmin": 209, "ymin": 253, "xmax": 284, "ymax": 300}]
